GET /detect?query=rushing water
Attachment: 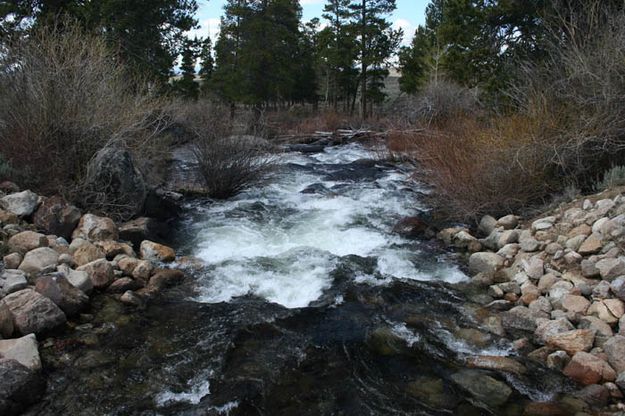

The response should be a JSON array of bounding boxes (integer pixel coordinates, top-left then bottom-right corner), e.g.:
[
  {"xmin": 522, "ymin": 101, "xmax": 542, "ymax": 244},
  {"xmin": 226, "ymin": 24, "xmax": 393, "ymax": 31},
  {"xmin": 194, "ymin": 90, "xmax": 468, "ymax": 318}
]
[{"xmin": 27, "ymin": 143, "xmax": 576, "ymax": 416}]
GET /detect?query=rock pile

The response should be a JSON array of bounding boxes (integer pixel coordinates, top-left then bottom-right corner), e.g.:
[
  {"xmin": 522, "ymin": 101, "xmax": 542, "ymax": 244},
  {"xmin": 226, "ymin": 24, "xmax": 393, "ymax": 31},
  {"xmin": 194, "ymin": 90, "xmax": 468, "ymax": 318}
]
[
  {"xmin": 0, "ymin": 184, "xmax": 184, "ymax": 415},
  {"xmin": 440, "ymin": 192, "xmax": 625, "ymax": 409}
]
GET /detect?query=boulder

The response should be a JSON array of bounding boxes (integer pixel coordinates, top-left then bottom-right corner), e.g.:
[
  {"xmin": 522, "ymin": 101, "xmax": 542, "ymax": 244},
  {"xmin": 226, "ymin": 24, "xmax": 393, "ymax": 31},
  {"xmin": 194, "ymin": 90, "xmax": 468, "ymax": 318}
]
[
  {"xmin": 502, "ymin": 306, "xmax": 539, "ymax": 333},
  {"xmin": 117, "ymin": 257, "xmax": 140, "ymax": 276},
  {"xmin": 0, "ymin": 359, "xmax": 46, "ymax": 416},
  {"xmin": 82, "ymin": 147, "xmax": 147, "ymax": 219},
  {"xmin": 532, "ymin": 216, "xmax": 556, "ymax": 232},
  {"xmin": 576, "ymin": 384, "xmax": 610, "ymax": 408},
  {"xmin": 523, "ymin": 257, "xmax": 544, "ymax": 280},
  {"xmin": 0, "ymin": 334, "xmax": 41, "ymax": 371},
  {"xmin": 7, "ymin": 231, "xmax": 48, "ymax": 255},
  {"xmin": 147, "ymin": 269, "xmax": 185, "ymax": 292},
  {"xmin": 579, "ymin": 316, "xmax": 613, "ymax": 347},
  {"xmin": 107, "ymin": 277, "xmax": 143, "ymax": 294},
  {"xmin": 118, "ymin": 217, "xmax": 170, "ymax": 248},
  {"xmin": 612, "ymin": 277, "xmax": 625, "ymax": 301},
  {"xmin": 596, "ymin": 258, "xmax": 625, "ymax": 281},
  {"xmin": 72, "ymin": 242, "xmax": 105, "ymax": 267},
  {"xmin": 2, "ymin": 253, "xmax": 22, "ymax": 270},
  {"xmin": 588, "ymin": 301, "xmax": 621, "ymax": 325},
  {"xmin": 0, "ymin": 270, "xmax": 28, "ymax": 296},
  {"xmin": 140, "ymin": 240, "xmax": 176, "ymax": 263},
  {"xmin": 72, "ymin": 214, "xmax": 119, "ymax": 242},
  {"xmin": 546, "ymin": 329, "xmax": 595, "ymax": 355},
  {"xmin": 478, "ymin": 215, "xmax": 497, "ymax": 236},
  {"xmin": 561, "ymin": 295, "xmax": 591, "ymax": 315},
  {"xmin": 497, "ymin": 215, "xmax": 519, "ymax": 230},
  {"xmin": 546, "ymin": 350, "xmax": 570, "ymax": 371},
  {"xmin": 581, "ymin": 259, "xmax": 600, "ymax": 278},
  {"xmin": 450, "ymin": 369, "xmax": 512, "ymax": 408},
  {"xmin": 94, "ymin": 240, "xmax": 134, "ymax": 260},
  {"xmin": 18, "ymin": 247, "xmax": 59, "ymax": 276},
  {"xmin": 131, "ymin": 260, "xmax": 153, "ymax": 281},
  {"xmin": 603, "ymin": 335, "xmax": 625, "ymax": 373},
  {"xmin": 32, "ymin": 196, "xmax": 81, "ymax": 240},
  {"xmin": 34, "ymin": 274, "xmax": 88, "ymax": 317},
  {"xmin": 578, "ymin": 234, "xmax": 603, "ymax": 255},
  {"xmin": 534, "ymin": 318, "xmax": 574, "ymax": 345},
  {"xmin": 0, "ymin": 209, "xmax": 18, "ymax": 226},
  {"xmin": 77, "ymin": 259, "xmax": 114, "ymax": 290},
  {"xmin": 64, "ymin": 269, "xmax": 92, "ymax": 295},
  {"xmin": 2, "ymin": 289, "xmax": 66, "ymax": 335},
  {"xmin": 468, "ymin": 252, "xmax": 504, "ymax": 277},
  {"xmin": 0, "ymin": 190, "xmax": 40, "ymax": 217},
  {"xmin": 119, "ymin": 290, "xmax": 145, "ymax": 307},
  {"xmin": 563, "ymin": 352, "xmax": 615, "ymax": 385}
]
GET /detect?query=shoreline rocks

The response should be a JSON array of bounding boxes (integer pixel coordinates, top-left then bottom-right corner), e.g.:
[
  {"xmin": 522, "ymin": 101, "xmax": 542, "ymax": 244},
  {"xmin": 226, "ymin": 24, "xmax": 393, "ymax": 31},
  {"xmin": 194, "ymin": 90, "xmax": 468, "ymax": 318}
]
[
  {"xmin": 0, "ymin": 186, "xmax": 187, "ymax": 415},
  {"xmin": 439, "ymin": 191, "xmax": 625, "ymax": 410}
]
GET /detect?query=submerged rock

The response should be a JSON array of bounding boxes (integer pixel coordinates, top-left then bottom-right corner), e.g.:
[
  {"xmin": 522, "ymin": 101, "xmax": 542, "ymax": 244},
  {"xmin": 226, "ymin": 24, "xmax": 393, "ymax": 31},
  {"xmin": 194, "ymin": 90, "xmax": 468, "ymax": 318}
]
[{"xmin": 450, "ymin": 369, "xmax": 512, "ymax": 408}]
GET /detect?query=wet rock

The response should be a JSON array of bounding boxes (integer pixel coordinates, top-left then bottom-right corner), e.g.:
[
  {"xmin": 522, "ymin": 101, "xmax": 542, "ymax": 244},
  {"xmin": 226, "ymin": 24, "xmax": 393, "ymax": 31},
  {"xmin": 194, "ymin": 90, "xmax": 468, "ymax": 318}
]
[
  {"xmin": 72, "ymin": 214, "xmax": 119, "ymax": 242},
  {"xmin": 34, "ymin": 274, "xmax": 88, "ymax": 316},
  {"xmin": 0, "ymin": 334, "xmax": 40, "ymax": 370},
  {"xmin": 405, "ymin": 376, "xmax": 453, "ymax": 409},
  {"xmin": 502, "ymin": 306, "xmax": 539, "ymax": 333},
  {"xmin": 3, "ymin": 289, "xmax": 66, "ymax": 335},
  {"xmin": 77, "ymin": 259, "xmax": 114, "ymax": 290},
  {"xmin": 117, "ymin": 256, "xmax": 140, "ymax": 276},
  {"xmin": 563, "ymin": 352, "xmax": 615, "ymax": 385},
  {"xmin": 7, "ymin": 231, "xmax": 48, "ymax": 255},
  {"xmin": 119, "ymin": 290, "xmax": 144, "ymax": 307},
  {"xmin": 603, "ymin": 335, "xmax": 625, "ymax": 373},
  {"xmin": 0, "ymin": 359, "xmax": 46, "ymax": 416},
  {"xmin": 32, "ymin": 196, "xmax": 81, "ymax": 240},
  {"xmin": 546, "ymin": 350, "xmax": 570, "ymax": 371},
  {"xmin": 18, "ymin": 247, "xmax": 59, "ymax": 276},
  {"xmin": 132, "ymin": 260, "xmax": 154, "ymax": 282},
  {"xmin": 393, "ymin": 217, "xmax": 431, "ymax": 239},
  {"xmin": 546, "ymin": 329, "xmax": 595, "ymax": 355},
  {"xmin": 465, "ymin": 355, "xmax": 526, "ymax": 375},
  {"xmin": 450, "ymin": 369, "xmax": 512, "ymax": 408},
  {"xmin": 140, "ymin": 240, "xmax": 176, "ymax": 263},
  {"xmin": 0, "ymin": 190, "xmax": 40, "ymax": 218},
  {"xmin": 108, "ymin": 277, "xmax": 143, "ymax": 294},
  {"xmin": 72, "ymin": 242, "xmax": 105, "ymax": 267},
  {"xmin": 469, "ymin": 252, "xmax": 504, "ymax": 277},
  {"xmin": 367, "ymin": 327, "xmax": 408, "ymax": 356},
  {"xmin": 522, "ymin": 402, "xmax": 574, "ymax": 416},
  {"xmin": 147, "ymin": 269, "xmax": 184, "ymax": 292},
  {"xmin": 576, "ymin": 384, "xmax": 610, "ymax": 408},
  {"xmin": 0, "ymin": 270, "xmax": 28, "ymax": 296}
]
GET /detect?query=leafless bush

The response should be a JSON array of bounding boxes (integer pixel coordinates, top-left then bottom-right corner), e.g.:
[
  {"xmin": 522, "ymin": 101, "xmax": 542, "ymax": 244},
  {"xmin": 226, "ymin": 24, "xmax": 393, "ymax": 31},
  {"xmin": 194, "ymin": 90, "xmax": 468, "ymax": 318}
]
[
  {"xmin": 173, "ymin": 100, "xmax": 276, "ymax": 198},
  {"xmin": 387, "ymin": 80, "xmax": 481, "ymax": 128},
  {"xmin": 0, "ymin": 22, "xmax": 164, "ymax": 202},
  {"xmin": 510, "ymin": 3, "xmax": 625, "ymax": 187}
]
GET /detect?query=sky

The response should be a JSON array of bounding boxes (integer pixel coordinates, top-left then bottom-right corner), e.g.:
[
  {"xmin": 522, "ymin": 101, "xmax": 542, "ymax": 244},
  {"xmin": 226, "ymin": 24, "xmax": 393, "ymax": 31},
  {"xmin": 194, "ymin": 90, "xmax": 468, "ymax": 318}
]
[{"xmin": 190, "ymin": 0, "xmax": 429, "ymax": 46}]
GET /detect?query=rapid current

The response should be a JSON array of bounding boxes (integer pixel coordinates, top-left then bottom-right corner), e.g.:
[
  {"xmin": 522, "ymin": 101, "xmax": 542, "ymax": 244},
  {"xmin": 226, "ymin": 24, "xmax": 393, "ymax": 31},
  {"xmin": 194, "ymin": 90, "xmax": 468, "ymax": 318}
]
[{"xmin": 26, "ymin": 143, "xmax": 575, "ymax": 416}]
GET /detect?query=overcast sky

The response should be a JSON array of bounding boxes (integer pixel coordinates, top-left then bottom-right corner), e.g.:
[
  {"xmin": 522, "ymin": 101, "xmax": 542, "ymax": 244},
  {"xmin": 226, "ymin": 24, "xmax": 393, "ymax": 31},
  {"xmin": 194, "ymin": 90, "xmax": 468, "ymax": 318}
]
[{"xmin": 190, "ymin": 0, "xmax": 428, "ymax": 46}]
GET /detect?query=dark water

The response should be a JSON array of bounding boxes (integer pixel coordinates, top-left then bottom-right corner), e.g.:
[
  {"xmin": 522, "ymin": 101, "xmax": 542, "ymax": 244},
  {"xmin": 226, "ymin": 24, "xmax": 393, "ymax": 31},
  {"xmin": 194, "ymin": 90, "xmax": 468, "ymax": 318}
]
[{"xmin": 25, "ymin": 144, "xmax": 576, "ymax": 416}]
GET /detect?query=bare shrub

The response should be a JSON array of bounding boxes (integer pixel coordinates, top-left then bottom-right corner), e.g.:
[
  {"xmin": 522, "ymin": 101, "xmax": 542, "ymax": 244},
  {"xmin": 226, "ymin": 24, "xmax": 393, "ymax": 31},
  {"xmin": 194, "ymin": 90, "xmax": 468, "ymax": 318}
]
[
  {"xmin": 510, "ymin": 3, "xmax": 625, "ymax": 188},
  {"xmin": 387, "ymin": 80, "xmax": 481, "ymax": 128},
  {"xmin": 400, "ymin": 116, "xmax": 553, "ymax": 222},
  {"xmin": 0, "ymin": 22, "xmax": 164, "ymax": 204},
  {"xmin": 173, "ymin": 100, "xmax": 276, "ymax": 198}
]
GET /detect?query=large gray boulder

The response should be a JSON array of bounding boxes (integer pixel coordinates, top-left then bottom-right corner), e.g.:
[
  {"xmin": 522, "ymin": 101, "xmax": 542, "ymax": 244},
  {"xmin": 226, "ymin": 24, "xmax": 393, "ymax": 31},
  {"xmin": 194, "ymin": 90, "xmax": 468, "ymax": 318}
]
[
  {"xmin": 0, "ymin": 190, "xmax": 40, "ymax": 218},
  {"xmin": 469, "ymin": 252, "xmax": 504, "ymax": 277},
  {"xmin": 18, "ymin": 247, "xmax": 59, "ymax": 276},
  {"xmin": 71, "ymin": 214, "xmax": 119, "ymax": 242},
  {"xmin": 0, "ymin": 334, "xmax": 41, "ymax": 371},
  {"xmin": 7, "ymin": 231, "xmax": 48, "ymax": 255},
  {"xmin": 2, "ymin": 289, "xmax": 66, "ymax": 335},
  {"xmin": 82, "ymin": 147, "xmax": 147, "ymax": 219}
]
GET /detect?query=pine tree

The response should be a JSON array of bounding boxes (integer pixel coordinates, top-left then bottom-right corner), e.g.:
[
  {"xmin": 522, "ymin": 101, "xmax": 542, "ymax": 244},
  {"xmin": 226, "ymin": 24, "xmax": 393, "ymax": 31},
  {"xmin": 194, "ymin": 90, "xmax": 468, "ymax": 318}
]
[
  {"xmin": 349, "ymin": 0, "xmax": 401, "ymax": 118},
  {"xmin": 173, "ymin": 37, "xmax": 199, "ymax": 99},
  {"xmin": 198, "ymin": 37, "xmax": 215, "ymax": 94}
]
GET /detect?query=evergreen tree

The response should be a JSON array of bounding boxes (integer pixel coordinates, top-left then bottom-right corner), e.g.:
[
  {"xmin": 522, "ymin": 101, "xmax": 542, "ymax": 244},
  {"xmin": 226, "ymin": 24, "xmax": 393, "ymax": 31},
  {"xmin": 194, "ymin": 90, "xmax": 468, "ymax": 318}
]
[
  {"xmin": 198, "ymin": 36, "xmax": 215, "ymax": 94},
  {"xmin": 349, "ymin": 0, "xmax": 401, "ymax": 118},
  {"xmin": 173, "ymin": 37, "xmax": 199, "ymax": 99},
  {"xmin": 398, "ymin": 26, "xmax": 433, "ymax": 94}
]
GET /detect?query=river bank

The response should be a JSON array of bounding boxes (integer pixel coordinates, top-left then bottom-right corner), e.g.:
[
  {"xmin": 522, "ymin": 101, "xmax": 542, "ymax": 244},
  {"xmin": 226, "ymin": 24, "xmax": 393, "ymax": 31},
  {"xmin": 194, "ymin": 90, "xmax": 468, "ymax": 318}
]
[{"xmin": 0, "ymin": 140, "xmax": 621, "ymax": 415}]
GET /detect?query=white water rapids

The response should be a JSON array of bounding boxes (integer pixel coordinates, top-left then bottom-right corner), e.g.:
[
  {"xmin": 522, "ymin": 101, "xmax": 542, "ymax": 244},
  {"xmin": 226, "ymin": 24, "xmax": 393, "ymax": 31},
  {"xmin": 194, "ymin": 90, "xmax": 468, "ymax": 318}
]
[{"xmin": 184, "ymin": 143, "xmax": 468, "ymax": 309}]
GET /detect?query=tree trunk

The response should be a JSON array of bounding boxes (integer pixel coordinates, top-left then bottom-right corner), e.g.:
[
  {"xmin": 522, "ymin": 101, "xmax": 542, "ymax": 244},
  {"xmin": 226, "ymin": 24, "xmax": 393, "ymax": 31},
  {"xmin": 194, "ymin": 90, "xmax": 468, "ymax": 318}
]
[{"xmin": 360, "ymin": 0, "xmax": 367, "ymax": 120}]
